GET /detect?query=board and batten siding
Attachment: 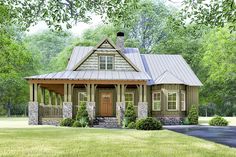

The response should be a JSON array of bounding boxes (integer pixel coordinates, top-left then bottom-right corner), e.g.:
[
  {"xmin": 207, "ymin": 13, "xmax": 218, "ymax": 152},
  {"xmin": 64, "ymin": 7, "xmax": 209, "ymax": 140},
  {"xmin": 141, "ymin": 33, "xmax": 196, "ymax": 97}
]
[
  {"xmin": 77, "ymin": 50, "xmax": 135, "ymax": 71},
  {"xmin": 150, "ymin": 84, "xmax": 199, "ymax": 117}
]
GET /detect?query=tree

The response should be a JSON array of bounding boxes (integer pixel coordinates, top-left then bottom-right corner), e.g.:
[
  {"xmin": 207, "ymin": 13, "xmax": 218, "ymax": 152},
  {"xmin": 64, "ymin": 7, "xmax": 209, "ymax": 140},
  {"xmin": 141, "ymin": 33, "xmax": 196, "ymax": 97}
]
[
  {"xmin": 182, "ymin": 0, "xmax": 236, "ymax": 31},
  {"xmin": 200, "ymin": 26, "xmax": 236, "ymax": 116},
  {"xmin": 2, "ymin": 0, "xmax": 139, "ymax": 30},
  {"xmin": 128, "ymin": 0, "xmax": 173, "ymax": 53},
  {"xmin": 23, "ymin": 30, "xmax": 72, "ymax": 73}
]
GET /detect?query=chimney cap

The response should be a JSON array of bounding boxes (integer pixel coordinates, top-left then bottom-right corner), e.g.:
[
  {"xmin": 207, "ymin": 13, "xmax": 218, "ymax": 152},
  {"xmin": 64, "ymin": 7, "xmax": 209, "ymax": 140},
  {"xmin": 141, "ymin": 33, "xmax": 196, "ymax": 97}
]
[{"xmin": 117, "ymin": 32, "xmax": 124, "ymax": 37}]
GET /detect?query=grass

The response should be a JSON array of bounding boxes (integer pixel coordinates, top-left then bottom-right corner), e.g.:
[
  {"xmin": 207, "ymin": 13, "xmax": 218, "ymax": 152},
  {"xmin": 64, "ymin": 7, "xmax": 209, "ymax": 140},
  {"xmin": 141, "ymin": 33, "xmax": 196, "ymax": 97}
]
[
  {"xmin": 0, "ymin": 118, "xmax": 236, "ymax": 157},
  {"xmin": 199, "ymin": 117, "xmax": 236, "ymax": 126}
]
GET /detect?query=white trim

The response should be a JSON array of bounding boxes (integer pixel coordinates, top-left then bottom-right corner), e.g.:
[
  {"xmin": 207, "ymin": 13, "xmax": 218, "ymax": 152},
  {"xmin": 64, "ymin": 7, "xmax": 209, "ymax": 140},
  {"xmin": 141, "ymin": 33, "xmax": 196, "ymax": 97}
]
[
  {"xmin": 181, "ymin": 90, "xmax": 186, "ymax": 111},
  {"xmin": 152, "ymin": 91, "xmax": 161, "ymax": 111},
  {"xmin": 125, "ymin": 92, "xmax": 135, "ymax": 106},
  {"xmin": 167, "ymin": 91, "xmax": 178, "ymax": 111},
  {"xmin": 99, "ymin": 55, "xmax": 114, "ymax": 70}
]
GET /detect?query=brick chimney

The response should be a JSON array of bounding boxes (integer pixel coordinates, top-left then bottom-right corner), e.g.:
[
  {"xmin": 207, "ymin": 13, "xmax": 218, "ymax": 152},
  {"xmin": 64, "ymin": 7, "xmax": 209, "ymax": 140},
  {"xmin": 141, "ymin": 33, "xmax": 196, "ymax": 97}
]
[{"xmin": 116, "ymin": 32, "xmax": 124, "ymax": 53}]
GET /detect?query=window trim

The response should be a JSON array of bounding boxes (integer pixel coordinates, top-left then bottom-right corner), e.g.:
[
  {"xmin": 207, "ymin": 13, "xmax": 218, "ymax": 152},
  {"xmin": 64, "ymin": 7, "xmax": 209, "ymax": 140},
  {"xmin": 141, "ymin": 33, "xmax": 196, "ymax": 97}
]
[
  {"xmin": 78, "ymin": 92, "xmax": 87, "ymax": 105},
  {"xmin": 181, "ymin": 90, "xmax": 186, "ymax": 111},
  {"xmin": 152, "ymin": 91, "xmax": 161, "ymax": 111},
  {"xmin": 98, "ymin": 55, "xmax": 114, "ymax": 70},
  {"xmin": 167, "ymin": 91, "xmax": 178, "ymax": 111},
  {"xmin": 125, "ymin": 92, "xmax": 135, "ymax": 106}
]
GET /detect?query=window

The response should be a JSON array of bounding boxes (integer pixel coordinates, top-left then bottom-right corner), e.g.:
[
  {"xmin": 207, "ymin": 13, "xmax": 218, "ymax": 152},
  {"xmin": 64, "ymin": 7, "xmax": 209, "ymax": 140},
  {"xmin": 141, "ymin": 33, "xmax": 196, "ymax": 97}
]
[
  {"xmin": 181, "ymin": 91, "xmax": 186, "ymax": 111},
  {"xmin": 167, "ymin": 92, "xmax": 177, "ymax": 110},
  {"xmin": 125, "ymin": 92, "xmax": 135, "ymax": 106},
  {"xmin": 78, "ymin": 92, "xmax": 87, "ymax": 106},
  {"xmin": 99, "ymin": 55, "xmax": 114, "ymax": 70},
  {"xmin": 152, "ymin": 92, "xmax": 161, "ymax": 111}
]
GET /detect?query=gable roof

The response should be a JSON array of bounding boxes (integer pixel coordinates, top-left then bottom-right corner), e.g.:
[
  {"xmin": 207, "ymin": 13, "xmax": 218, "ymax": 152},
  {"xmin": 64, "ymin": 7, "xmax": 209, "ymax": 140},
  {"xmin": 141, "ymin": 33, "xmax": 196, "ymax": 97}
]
[
  {"xmin": 71, "ymin": 38, "xmax": 140, "ymax": 72},
  {"xmin": 141, "ymin": 54, "xmax": 202, "ymax": 86}
]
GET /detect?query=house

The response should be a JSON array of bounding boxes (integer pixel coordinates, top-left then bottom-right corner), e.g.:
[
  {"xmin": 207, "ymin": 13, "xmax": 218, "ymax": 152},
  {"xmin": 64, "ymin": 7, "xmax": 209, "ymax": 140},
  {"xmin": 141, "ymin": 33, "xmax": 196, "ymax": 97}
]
[{"xmin": 25, "ymin": 32, "xmax": 202, "ymax": 126}]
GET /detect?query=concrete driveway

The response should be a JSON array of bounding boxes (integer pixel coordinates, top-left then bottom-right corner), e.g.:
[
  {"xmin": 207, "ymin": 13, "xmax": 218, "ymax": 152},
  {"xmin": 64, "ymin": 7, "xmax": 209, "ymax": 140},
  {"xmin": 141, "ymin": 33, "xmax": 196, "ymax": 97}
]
[{"xmin": 165, "ymin": 125, "xmax": 236, "ymax": 148}]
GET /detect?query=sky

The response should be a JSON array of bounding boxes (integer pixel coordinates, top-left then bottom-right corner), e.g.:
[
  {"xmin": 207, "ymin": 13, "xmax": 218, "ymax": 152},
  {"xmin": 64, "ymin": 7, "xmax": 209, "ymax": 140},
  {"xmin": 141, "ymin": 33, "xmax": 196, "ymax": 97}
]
[{"xmin": 26, "ymin": 1, "xmax": 182, "ymax": 37}]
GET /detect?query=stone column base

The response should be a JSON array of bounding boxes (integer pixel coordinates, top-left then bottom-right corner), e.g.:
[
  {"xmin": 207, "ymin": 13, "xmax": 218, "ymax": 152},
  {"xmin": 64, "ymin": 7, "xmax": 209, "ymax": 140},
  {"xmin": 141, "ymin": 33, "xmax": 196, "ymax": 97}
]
[
  {"xmin": 138, "ymin": 102, "xmax": 148, "ymax": 119},
  {"xmin": 116, "ymin": 102, "xmax": 125, "ymax": 125},
  {"xmin": 28, "ymin": 101, "xmax": 39, "ymax": 125},
  {"xmin": 63, "ymin": 102, "xmax": 72, "ymax": 119},
  {"xmin": 86, "ymin": 102, "xmax": 95, "ymax": 121}
]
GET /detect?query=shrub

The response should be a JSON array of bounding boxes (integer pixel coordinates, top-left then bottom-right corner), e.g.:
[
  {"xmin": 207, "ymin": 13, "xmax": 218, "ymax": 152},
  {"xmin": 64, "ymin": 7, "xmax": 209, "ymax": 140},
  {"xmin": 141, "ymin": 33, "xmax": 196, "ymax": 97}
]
[
  {"xmin": 79, "ymin": 117, "xmax": 88, "ymax": 127},
  {"xmin": 127, "ymin": 122, "xmax": 136, "ymax": 129},
  {"xmin": 209, "ymin": 116, "xmax": 228, "ymax": 126},
  {"xmin": 124, "ymin": 102, "xmax": 136, "ymax": 127},
  {"xmin": 72, "ymin": 121, "xmax": 81, "ymax": 127},
  {"xmin": 188, "ymin": 105, "xmax": 198, "ymax": 125},
  {"xmin": 182, "ymin": 118, "xmax": 190, "ymax": 125},
  {"xmin": 60, "ymin": 118, "xmax": 75, "ymax": 127},
  {"xmin": 136, "ymin": 117, "xmax": 162, "ymax": 130},
  {"xmin": 76, "ymin": 102, "xmax": 89, "ymax": 125},
  {"xmin": 122, "ymin": 117, "xmax": 129, "ymax": 128}
]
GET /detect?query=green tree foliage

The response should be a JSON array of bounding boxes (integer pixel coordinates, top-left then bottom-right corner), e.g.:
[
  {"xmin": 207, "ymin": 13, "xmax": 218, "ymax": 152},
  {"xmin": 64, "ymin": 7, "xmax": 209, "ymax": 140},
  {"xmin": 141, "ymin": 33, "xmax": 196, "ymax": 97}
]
[
  {"xmin": 128, "ymin": 0, "xmax": 173, "ymax": 53},
  {"xmin": 182, "ymin": 0, "xmax": 236, "ymax": 31},
  {"xmin": 200, "ymin": 26, "xmax": 236, "ymax": 116},
  {"xmin": 209, "ymin": 116, "xmax": 228, "ymax": 126},
  {"xmin": 0, "ymin": 4, "xmax": 38, "ymax": 116},
  {"xmin": 23, "ymin": 30, "xmax": 72, "ymax": 73},
  {"xmin": 188, "ymin": 105, "xmax": 198, "ymax": 125},
  {"xmin": 2, "ymin": 0, "xmax": 139, "ymax": 30}
]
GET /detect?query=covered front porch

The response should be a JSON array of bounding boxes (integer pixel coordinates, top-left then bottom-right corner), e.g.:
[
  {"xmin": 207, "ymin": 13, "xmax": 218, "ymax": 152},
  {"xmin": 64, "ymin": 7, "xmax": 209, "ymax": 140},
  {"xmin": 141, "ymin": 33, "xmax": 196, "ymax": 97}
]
[{"xmin": 28, "ymin": 79, "xmax": 148, "ymax": 126}]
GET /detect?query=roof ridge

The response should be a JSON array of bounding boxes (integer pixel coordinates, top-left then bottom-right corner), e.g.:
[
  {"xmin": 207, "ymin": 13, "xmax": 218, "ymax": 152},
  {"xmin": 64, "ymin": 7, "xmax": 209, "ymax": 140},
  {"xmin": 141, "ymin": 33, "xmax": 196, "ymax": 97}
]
[{"xmin": 154, "ymin": 70, "xmax": 186, "ymax": 84}]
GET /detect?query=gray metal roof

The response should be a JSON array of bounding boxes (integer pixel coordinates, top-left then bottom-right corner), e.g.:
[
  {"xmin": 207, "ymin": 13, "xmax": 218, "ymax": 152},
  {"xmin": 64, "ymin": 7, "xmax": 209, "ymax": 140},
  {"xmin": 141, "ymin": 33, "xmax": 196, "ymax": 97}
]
[
  {"xmin": 25, "ymin": 70, "xmax": 150, "ymax": 80},
  {"xmin": 141, "ymin": 54, "xmax": 202, "ymax": 86},
  {"xmin": 26, "ymin": 44, "xmax": 202, "ymax": 86}
]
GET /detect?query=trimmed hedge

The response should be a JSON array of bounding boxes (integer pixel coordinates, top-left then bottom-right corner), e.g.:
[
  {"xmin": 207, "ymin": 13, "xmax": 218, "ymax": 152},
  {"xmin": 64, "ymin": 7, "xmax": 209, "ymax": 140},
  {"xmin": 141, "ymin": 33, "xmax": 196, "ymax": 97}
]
[
  {"xmin": 136, "ymin": 117, "xmax": 162, "ymax": 130},
  {"xmin": 60, "ymin": 118, "xmax": 75, "ymax": 127},
  {"xmin": 188, "ymin": 105, "xmax": 198, "ymax": 125},
  {"xmin": 209, "ymin": 116, "xmax": 228, "ymax": 126},
  {"xmin": 127, "ymin": 122, "xmax": 136, "ymax": 129},
  {"xmin": 124, "ymin": 103, "xmax": 136, "ymax": 127}
]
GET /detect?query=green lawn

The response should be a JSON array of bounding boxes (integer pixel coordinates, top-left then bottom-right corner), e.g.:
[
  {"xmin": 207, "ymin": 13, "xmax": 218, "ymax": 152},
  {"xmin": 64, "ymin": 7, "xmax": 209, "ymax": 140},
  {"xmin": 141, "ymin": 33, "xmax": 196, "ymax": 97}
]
[
  {"xmin": 199, "ymin": 117, "xmax": 236, "ymax": 126},
  {"xmin": 0, "ymin": 127, "xmax": 236, "ymax": 157}
]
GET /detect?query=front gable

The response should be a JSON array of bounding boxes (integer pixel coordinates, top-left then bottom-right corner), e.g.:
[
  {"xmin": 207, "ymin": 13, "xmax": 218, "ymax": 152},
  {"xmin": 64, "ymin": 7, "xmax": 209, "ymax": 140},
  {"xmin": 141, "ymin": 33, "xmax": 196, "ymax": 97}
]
[{"xmin": 73, "ymin": 38, "xmax": 140, "ymax": 71}]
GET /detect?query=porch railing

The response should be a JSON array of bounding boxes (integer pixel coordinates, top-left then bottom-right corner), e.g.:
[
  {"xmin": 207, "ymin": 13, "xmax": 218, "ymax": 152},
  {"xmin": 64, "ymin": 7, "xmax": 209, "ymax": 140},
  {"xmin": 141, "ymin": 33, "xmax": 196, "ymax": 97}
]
[{"xmin": 39, "ymin": 104, "xmax": 63, "ymax": 118}]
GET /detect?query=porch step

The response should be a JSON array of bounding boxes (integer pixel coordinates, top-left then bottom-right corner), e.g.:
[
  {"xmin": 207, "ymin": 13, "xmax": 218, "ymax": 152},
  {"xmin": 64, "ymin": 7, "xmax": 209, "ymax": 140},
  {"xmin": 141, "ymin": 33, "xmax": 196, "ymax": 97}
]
[{"xmin": 93, "ymin": 117, "xmax": 120, "ymax": 128}]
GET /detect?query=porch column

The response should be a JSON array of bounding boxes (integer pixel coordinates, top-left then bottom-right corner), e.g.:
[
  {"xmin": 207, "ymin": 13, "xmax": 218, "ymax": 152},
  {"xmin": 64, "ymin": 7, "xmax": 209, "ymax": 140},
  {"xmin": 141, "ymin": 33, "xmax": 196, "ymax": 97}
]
[
  {"xmin": 55, "ymin": 93, "xmax": 58, "ymax": 106},
  {"xmin": 116, "ymin": 84, "xmax": 125, "ymax": 126},
  {"xmin": 63, "ymin": 83, "xmax": 72, "ymax": 118},
  {"xmin": 138, "ymin": 84, "xmax": 148, "ymax": 119},
  {"xmin": 86, "ymin": 84, "xmax": 95, "ymax": 123},
  {"xmin": 29, "ymin": 83, "xmax": 39, "ymax": 125},
  {"xmin": 49, "ymin": 91, "xmax": 52, "ymax": 105},
  {"xmin": 40, "ymin": 87, "xmax": 45, "ymax": 105}
]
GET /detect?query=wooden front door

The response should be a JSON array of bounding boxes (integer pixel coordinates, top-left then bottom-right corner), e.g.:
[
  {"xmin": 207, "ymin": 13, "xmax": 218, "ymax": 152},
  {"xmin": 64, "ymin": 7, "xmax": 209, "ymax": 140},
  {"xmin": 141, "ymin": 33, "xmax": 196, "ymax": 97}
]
[{"xmin": 100, "ymin": 92, "xmax": 113, "ymax": 116}]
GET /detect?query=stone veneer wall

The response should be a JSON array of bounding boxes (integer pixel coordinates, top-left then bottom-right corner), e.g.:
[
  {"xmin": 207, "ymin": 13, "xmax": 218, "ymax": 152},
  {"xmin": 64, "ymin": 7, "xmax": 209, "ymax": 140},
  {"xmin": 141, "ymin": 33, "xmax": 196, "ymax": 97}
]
[
  {"xmin": 138, "ymin": 102, "xmax": 148, "ymax": 119},
  {"xmin": 28, "ymin": 101, "xmax": 39, "ymax": 125},
  {"xmin": 157, "ymin": 117, "xmax": 184, "ymax": 125},
  {"xmin": 116, "ymin": 102, "xmax": 125, "ymax": 125},
  {"xmin": 40, "ymin": 118, "xmax": 62, "ymax": 126},
  {"xmin": 63, "ymin": 102, "xmax": 73, "ymax": 118}
]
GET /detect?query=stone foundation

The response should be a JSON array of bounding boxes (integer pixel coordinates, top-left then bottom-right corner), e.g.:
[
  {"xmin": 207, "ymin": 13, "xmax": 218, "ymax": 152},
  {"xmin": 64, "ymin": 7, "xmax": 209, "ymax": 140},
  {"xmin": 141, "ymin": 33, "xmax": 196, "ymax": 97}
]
[
  {"xmin": 116, "ymin": 102, "xmax": 125, "ymax": 125},
  {"xmin": 86, "ymin": 102, "xmax": 95, "ymax": 121},
  {"xmin": 138, "ymin": 102, "xmax": 148, "ymax": 119},
  {"xmin": 157, "ymin": 117, "xmax": 184, "ymax": 125},
  {"xmin": 28, "ymin": 101, "xmax": 39, "ymax": 125},
  {"xmin": 40, "ymin": 118, "xmax": 62, "ymax": 126},
  {"xmin": 63, "ymin": 102, "xmax": 72, "ymax": 118}
]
